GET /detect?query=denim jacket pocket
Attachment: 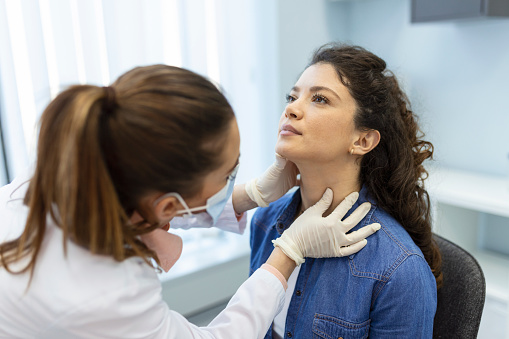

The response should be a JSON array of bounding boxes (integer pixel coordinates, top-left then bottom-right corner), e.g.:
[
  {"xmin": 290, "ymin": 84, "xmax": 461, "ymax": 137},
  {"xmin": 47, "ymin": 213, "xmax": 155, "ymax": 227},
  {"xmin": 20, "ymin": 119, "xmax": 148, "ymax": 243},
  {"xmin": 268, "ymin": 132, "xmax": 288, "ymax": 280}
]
[{"xmin": 312, "ymin": 313, "xmax": 370, "ymax": 339}]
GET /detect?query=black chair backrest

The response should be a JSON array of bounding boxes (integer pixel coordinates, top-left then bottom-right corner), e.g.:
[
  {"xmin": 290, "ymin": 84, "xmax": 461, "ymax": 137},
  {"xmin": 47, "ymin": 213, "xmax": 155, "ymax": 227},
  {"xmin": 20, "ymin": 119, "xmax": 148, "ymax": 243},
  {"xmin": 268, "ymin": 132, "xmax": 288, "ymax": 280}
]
[{"xmin": 433, "ymin": 234, "xmax": 486, "ymax": 338}]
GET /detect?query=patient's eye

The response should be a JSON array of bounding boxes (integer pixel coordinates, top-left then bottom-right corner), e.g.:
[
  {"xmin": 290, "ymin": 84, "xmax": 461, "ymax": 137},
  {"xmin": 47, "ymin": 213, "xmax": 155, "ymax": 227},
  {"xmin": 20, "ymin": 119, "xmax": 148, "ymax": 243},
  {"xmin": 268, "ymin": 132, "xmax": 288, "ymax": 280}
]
[
  {"xmin": 312, "ymin": 93, "xmax": 329, "ymax": 104},
  {"xmin": 285, "ymin": 94, "xmax": 296, "ymax": 103}
]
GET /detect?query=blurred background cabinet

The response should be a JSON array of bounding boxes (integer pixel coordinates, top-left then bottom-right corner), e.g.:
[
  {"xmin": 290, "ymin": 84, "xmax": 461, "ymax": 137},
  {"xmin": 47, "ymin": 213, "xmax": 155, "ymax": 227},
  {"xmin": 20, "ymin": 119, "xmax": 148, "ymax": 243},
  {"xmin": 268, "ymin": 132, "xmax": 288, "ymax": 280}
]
[{"xmin": 412, "ymin": 0, "xmax": 509, "ymax": 22}]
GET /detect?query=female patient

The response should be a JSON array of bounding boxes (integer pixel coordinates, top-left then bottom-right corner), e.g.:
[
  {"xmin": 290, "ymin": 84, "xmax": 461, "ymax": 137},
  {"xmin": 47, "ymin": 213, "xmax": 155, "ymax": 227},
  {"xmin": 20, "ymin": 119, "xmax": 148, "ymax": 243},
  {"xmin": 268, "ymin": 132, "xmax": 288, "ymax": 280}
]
[{"xmin": 249, "ymin": 43, "xmax": 442, "ymax": 338}]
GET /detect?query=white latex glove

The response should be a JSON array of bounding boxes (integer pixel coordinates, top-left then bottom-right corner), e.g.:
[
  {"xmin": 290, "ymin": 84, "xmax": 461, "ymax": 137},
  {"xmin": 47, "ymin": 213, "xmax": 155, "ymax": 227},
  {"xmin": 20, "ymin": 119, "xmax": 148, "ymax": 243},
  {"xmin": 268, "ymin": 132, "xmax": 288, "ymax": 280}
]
[
  {"xmin": 245, "ymin": 154, "xmax": 299, "ymax": 207},
  {"xmin": 272, "ymin": 189, "xmax": 381, "ymax": 265}
]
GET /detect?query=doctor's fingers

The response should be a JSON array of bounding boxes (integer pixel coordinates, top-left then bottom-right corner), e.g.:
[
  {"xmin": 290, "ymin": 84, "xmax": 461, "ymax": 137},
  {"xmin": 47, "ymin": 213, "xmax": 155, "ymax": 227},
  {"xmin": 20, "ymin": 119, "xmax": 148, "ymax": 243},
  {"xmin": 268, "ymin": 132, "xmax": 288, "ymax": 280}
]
[
  {"xmin": 337, "ymin": 239, "xmax": 368, "ymax": 257},
  {"xmin": 327, "ymin": 192, "xmax": 360, "ymax": 220},
  {"xmin": 310, "ymin": 188, "xmax": 334, "ymax": 215},
  {"xmin": 341, "ymin": 223, "xmax": 381, "ymax": 245},
  {"xmin": 336, "ymin": 202, "xmax": 372, "ymax": 230},
  {"xmin": 274, "ymin": 153, "xmax": 287, "ymax": 169}
]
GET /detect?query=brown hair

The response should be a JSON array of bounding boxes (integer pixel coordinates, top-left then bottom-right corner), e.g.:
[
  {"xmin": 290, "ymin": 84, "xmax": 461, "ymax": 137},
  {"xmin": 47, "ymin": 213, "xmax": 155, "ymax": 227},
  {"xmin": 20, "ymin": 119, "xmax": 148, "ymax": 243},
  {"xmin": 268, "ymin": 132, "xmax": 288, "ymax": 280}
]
[
  {"xmin": 310, "ymin": 43, "xmax": 442, "ymax": 288},
  {"xmin": 0, "ymin": 65, "xmax": 235, "ymax": 281}
]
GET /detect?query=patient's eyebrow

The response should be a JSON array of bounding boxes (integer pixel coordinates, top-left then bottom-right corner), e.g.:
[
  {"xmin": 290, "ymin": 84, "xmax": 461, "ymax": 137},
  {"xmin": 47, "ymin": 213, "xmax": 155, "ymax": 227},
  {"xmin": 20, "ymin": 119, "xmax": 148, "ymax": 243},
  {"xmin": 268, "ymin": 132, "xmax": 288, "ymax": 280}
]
[
  {"xmin": 290, "ymin": 85, "xmax": 341, "ymax": 101},
  {"xmin": 309, "ymin": 86, "xmax": 341, "ymax": 101}
]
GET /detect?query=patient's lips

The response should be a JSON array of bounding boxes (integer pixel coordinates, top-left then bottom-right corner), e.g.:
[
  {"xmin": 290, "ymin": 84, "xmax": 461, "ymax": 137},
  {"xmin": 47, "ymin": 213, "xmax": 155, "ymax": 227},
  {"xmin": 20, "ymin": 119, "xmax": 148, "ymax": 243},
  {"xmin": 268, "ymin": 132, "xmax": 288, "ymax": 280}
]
[{"xmin": 280, "ymin": 124, "xmax": 301, "ymax": 136}]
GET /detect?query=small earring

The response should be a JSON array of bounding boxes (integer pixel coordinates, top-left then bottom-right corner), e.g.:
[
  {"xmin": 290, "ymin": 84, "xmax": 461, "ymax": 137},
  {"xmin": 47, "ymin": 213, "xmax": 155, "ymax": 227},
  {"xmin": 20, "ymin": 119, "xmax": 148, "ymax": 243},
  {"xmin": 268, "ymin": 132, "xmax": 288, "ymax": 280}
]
[{"xmin": 350, "ymin": 148, "xmax": 354, "ymax": 155}]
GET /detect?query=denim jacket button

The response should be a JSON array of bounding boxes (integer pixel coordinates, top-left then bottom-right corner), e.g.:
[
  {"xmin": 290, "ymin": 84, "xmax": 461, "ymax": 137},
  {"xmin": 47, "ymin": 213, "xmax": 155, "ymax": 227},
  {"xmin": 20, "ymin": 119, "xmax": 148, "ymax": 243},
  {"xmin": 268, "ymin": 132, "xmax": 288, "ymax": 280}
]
[
  {"xmin": 286, "ymin": 332, "xmax": 292, "ymax": 338},
  {"xmin": 277, "ymin": 223, "xmax": 284, "ymax": 229},
  {"xmin": 295, "ymin": 290, "xmax": 302, "ymax": 296}
]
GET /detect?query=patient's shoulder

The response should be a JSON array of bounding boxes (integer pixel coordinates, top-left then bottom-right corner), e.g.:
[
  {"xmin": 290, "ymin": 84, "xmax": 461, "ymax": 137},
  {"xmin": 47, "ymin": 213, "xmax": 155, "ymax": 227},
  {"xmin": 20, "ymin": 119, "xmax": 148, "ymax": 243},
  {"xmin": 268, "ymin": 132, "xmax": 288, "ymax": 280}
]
[{"xmin": 349, "ymin": 205, "xmax": 430, "ymax": 280}]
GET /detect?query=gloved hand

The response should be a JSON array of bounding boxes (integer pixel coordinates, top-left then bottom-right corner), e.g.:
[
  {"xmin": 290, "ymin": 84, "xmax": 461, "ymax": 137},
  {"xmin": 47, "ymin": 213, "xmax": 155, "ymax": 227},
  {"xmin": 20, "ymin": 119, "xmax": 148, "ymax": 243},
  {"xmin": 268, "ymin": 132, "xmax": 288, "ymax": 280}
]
[
  {"xmin": 245, "ymin": 154, "xmax": 299, "ymax": 207},
  {"xmin": 272, "ymin": 188, "xmax": 380, "ymax": 265}
]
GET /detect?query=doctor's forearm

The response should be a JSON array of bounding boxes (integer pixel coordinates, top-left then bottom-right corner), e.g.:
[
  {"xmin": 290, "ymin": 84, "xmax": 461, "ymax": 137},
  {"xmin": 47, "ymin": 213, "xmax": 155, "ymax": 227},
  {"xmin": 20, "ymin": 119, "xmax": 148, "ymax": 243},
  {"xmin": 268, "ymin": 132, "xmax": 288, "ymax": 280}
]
[
  {"xmin": 265, "ymin": 247, "xmax": 297, "ymax": 282},
  {"xmin": 232, "ymin": 184, "xmax": 258, "ymax": 214}
]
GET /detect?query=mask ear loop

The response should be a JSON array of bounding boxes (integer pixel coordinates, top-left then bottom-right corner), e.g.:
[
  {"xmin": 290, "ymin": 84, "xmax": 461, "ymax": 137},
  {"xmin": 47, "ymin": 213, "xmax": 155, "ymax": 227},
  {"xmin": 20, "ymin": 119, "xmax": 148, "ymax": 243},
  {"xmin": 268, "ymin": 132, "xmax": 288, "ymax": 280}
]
[
  {"xmin": 228, "ymin": 163, "xmax": 240, "ymax": 181},
  {"xmin": 153, "ymin": 192, "xmax": 203, "ymax": 218},
  {"xmin": 154, "ymin": 164, "xmax": 241, "ymax": 220}
]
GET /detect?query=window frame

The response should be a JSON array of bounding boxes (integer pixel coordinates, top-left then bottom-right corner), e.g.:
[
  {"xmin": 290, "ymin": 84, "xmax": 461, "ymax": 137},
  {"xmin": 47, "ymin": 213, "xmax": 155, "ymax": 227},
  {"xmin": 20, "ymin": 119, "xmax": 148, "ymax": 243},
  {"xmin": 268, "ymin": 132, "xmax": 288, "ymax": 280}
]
[{"xmin": 0, "ymin": 77, "xmax": 10, "ymax": 186}]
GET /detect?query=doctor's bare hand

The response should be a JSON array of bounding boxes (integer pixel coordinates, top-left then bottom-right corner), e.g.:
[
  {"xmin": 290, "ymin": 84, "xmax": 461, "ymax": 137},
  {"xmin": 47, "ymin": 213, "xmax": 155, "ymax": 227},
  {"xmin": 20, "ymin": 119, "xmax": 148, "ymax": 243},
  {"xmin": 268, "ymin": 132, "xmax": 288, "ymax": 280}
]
[{"xmin": 272, "ymin": 188, "xmax": 381, "ymax": 265}]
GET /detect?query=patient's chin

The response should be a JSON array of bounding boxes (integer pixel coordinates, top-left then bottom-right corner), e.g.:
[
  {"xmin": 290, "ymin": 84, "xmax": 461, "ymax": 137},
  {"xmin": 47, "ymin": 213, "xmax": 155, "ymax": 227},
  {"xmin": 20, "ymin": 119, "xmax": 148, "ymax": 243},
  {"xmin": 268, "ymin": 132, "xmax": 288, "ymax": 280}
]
[
  {"xmin": 276, "ymin": 138, "xmax": 309, "ymax": 163},
  {"xmin": 275, "ymin": 146, "xmax": 298, "ymax": 164},
  {"xmin": 275, "ymin": 143, "xmax": 289, "ymax": 159}
]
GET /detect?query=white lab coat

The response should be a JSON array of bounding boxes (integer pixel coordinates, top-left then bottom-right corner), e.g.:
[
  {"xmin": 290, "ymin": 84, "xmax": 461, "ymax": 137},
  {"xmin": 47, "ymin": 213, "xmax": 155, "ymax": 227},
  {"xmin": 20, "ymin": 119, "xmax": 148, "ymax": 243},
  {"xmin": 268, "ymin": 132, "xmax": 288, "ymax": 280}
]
[{"xmin": 0, "ymin": 170, "xmax": 285, "ymax": 339}]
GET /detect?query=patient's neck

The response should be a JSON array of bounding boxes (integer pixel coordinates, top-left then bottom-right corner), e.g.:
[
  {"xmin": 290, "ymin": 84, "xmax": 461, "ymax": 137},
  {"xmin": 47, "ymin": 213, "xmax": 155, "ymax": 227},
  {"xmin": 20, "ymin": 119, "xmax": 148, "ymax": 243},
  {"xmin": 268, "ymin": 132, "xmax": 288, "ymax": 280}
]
[{"xmin": 297, "ymin": 160, "xmax": 361, "ymax": 217}]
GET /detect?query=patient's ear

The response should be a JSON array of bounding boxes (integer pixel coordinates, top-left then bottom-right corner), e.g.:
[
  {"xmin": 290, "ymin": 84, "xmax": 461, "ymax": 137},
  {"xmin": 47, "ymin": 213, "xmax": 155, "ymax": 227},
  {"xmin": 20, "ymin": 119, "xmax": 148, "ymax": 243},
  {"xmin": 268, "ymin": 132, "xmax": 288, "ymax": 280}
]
[{"xmin": 352, "ymin": 129, "xmax": 380, "ymax": 155}]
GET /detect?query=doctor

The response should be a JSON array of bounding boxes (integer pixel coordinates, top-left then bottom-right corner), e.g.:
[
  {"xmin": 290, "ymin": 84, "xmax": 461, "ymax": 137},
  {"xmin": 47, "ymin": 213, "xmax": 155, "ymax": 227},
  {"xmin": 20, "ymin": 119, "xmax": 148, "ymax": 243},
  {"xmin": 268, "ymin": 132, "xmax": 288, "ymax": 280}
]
[{"xmin": 0, "ymin": 65, "xmax": 379, "ymax": 338}]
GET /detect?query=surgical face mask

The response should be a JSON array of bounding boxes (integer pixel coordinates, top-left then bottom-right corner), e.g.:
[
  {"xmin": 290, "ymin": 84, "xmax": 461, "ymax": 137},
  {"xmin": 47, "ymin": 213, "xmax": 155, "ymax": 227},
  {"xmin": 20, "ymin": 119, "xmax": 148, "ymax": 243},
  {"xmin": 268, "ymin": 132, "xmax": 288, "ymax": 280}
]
[{"xmin": 155, "ymin": 164, "xmax": 239, "ymax": 226}]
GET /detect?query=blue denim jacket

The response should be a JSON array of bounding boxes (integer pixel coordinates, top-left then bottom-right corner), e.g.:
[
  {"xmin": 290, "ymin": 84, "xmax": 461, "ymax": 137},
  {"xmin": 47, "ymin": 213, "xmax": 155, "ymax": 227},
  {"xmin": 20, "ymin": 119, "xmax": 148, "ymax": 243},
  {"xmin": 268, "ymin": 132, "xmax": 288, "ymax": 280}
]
[{"xmin": 249, "ymin": 186, "xmax": 437, "ymax": 338}]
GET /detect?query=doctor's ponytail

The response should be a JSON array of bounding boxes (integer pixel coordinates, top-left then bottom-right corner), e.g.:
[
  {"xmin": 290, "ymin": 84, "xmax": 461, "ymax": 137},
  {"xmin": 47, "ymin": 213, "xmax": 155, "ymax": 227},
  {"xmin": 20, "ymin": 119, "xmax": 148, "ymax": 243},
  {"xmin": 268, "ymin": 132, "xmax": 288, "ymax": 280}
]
[{"xmin": 0, "ymin": 65, "xmax": 235, "ymax": 279}]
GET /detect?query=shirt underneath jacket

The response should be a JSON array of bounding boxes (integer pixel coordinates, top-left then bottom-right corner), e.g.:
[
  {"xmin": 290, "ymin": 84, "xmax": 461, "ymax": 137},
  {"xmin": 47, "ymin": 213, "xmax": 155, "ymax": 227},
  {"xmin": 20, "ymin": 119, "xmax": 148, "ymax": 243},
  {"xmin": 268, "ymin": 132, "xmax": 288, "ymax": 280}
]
[{"xmin": 249, "ymin": 186, "xmax": 437, "ymax": 338}]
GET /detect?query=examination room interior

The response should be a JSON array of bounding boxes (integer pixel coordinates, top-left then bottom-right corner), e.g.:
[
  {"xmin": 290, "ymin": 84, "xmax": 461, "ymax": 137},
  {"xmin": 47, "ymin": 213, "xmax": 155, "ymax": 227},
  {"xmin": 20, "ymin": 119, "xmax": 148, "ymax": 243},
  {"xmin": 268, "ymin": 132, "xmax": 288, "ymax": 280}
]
[{"xmin": 0, "ymin": 0, "xmax": 508, "ymax": 337}]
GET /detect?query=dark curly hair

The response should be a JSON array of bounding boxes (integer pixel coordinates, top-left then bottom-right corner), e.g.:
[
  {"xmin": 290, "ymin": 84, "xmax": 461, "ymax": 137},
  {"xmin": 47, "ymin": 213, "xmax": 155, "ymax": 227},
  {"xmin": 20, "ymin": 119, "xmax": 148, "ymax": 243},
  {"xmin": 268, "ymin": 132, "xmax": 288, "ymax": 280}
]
[{"xmin": 310, "ymin": 43, "xmax": 442, "ymax": 289}]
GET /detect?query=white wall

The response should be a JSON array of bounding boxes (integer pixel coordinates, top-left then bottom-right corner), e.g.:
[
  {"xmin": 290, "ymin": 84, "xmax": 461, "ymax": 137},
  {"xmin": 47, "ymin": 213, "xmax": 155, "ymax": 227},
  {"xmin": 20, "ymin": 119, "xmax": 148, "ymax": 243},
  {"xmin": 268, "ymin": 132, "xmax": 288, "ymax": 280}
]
[
  {"xmin": 348, "ymin": 0, "xmax": 509, "ymax": 177},
  {"xmin": 276, "ymin": 0, "xmax": 349, "ymax": 113},
  {"xmin": 217, "ymin": 0, "xmax": 280, "ymax": 177}
]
